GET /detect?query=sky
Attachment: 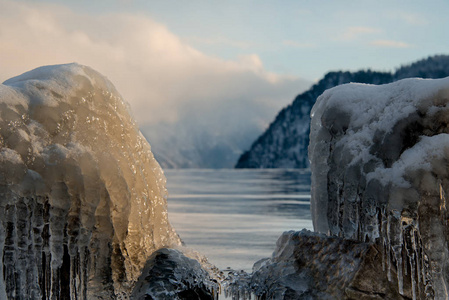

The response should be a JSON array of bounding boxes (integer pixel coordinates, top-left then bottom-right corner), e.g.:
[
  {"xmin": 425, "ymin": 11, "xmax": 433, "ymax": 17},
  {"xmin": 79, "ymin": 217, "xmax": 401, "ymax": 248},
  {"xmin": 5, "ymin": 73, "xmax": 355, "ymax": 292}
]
[
  {"xmin": 1, "ymin": 0, "xmax": 448, "ymax": 166},
  {"xmin": 1, "ymin": 0, "xmax": 448, "ymax": 122},
  {"xmin": 35, "ymin": 0, "xmax": 449, "ymax": 79}
]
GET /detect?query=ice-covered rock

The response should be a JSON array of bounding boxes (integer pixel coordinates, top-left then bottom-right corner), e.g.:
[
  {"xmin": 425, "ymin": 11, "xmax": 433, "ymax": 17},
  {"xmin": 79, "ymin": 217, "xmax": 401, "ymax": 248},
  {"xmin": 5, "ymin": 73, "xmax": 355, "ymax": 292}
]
[
  {"xmin": 309, "ymin": 76, "xmax": 449, "ymax": 299},
  {"xmin": 131, "ymin": 248, "xmax": 219, "ymax": 300},
  {"xmin": 0, "ymin": 63, "xmax": 182, "ymax": 299},
  {"xmin": 224, "ymin": 230, "xmax": 410, "ymax": 299}
]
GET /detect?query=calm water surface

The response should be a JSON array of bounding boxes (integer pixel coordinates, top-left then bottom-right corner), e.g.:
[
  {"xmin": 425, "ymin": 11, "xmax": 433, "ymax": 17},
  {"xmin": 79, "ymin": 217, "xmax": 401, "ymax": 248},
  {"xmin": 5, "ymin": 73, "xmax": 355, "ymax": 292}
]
[{"xmin": 165, "ymin": 169, "xmax": 313, "ymax": 272}]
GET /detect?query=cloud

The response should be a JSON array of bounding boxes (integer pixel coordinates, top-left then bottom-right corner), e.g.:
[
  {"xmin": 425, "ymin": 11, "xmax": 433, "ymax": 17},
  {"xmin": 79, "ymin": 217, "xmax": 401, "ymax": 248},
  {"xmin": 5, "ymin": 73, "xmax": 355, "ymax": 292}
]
[
  {"xmin": 388, "ymin": 12, "xmax": 428, "ymax": 26},
  {"xmin": 0, "ymin": 0, "xmax": 312, "ymax": 167},
  {"xmin": 186, "ymin": 36, "xmax": 252, "ymax": 49},
  {"xmin": 369, "ymin": 40, "xmax": 412, "ymax": 48},
  {"xmin": 338, "ymin": 26, "xmax": 381, "ymax": 41},
  {"xmin": 283, "ymin": 40, "xmax": 316, "ymax": 48},
  {"xmin": 0, "ymin": 0, "xmax": 309, "ymax": 126}
]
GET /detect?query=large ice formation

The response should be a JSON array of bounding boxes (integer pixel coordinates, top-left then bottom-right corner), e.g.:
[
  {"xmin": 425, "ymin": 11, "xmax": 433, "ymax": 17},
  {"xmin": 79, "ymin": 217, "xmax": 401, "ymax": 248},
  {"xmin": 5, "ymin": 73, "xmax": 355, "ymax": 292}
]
[
  {"xmin": 309, "ymin": 76, "xmax": 449, "ymax": 299},
  {"xmin": 0, "ymin": 63, "xmax": 183, "ymax": 299}
]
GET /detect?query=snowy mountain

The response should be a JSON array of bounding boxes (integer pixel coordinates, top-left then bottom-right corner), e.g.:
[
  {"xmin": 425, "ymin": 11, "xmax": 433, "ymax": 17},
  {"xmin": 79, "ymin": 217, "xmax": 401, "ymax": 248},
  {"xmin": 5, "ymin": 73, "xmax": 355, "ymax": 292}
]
[
  {"xmin": 142, "ymin": 117, "xmax": 262, "ymax": 169},
  {"xmin": 236, "ymin": 55, "xmax": 449, "ymax": 168}
]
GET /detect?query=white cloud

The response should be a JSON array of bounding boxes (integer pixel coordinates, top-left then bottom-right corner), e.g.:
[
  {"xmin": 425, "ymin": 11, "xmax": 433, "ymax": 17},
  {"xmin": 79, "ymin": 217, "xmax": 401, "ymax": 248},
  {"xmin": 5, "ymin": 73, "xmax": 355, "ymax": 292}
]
[
  {"xmin": 186, "ymin": 36, "xmax": 252, "ymax": 49},
  {"xmin": 369, "ymin": 40, "xmax": 412, "ymax": 48},
  {"xmin": 0, "ymin": 0, "xmax": 312, "ymax": 167},
  {"xmin": 338, "ymin": 26, "xmax": 382, "ymax": 41},
  {"xmin": 0, "ymin": 0, "xmax": 309, "ymax": 125}
]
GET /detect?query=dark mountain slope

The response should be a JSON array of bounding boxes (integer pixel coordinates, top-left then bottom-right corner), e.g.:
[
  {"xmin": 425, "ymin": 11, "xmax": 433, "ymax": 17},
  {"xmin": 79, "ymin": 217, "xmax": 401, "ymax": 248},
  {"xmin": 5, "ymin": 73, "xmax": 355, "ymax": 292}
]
[{"xmin": 236, "ymin": 55, "xmax": 449, "ymax": 168}]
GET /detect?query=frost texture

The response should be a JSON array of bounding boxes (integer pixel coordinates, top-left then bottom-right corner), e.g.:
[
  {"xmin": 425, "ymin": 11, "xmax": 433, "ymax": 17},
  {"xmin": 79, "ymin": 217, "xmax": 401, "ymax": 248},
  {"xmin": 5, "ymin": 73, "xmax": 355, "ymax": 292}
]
[
  {"xmin": 309, "ymin": 76, "xmax": 449, "ymax": 299},
  {"xmin": 0, "ymin": 64, "xmax": 181, "ymax": 299}
]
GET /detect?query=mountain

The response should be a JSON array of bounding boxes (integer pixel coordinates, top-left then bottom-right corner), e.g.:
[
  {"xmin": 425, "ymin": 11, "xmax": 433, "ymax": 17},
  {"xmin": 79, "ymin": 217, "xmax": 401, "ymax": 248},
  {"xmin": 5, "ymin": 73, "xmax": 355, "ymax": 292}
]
[
  {"xmin": 141, "ymin": 77, "xmax": 311, "ymax": 169},
  {"xmin": 142, "ymin": 120, "xmax": 261, "ymax": 168},
  {"xmin": 235, "ymin": 55, "xmax": 449, "ymax": 169}
]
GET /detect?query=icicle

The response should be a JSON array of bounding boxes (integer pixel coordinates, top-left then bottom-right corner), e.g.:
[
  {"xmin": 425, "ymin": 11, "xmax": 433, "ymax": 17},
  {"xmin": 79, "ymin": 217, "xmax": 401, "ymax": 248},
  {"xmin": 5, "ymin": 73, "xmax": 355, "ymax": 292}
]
[
  {"xmin": 387, "ymin": 247, "xmax": 393, "ymax": 282},
  {"xmin": 222, "ymin": 268, "xmax": 254, "ymax": 300},
  {"xmin": 416, "ymin": 248, "xmax": 422, "ymax": 297},
  {"xmin": 422, "ymin": 251, "xmax": 430, "ymax": 297},
  {"xmin": 0, "ymin": 205, "xmax": 7, "ymax": 300},
  {"xmin": 403, "ymin": 247, "xmax": 408, "ymax": 276},
  {"xmin": 386, "ymin": 210, "xmax": 405, "ymax": 294},
  {"xmin": 381, "ymin": 209, "xmax": 387, "ymax": 273},
  {"xmin": 382, "ymin": 238, "xmax": 386, "ymax": 272},
  {"xmin": 403, "ymin": 217, "xmax": 417, "ymax": 300},
  {"xmin": 411, "ymin": 227, "xmax": 420, "ymax": 300},
  {"xmin": 386, "ymin": 214, "xmax": 393, "ymax": 282},
  {"xmin": 43, "ymin": 200, "xmax": 52, "ymax": 300},
  {"xmin": 421, "ymin": 248, "xmax": 426, "ymax": 288},
  {"xmin": 33, "ymin": 199, "xmax": 43, "ymax": 289},
  {"xmin": 439, "ymin": 181, "xmax": 447, "ymax": 219},
  {"xmin": 392, "ymin": 214, "xmax": 405, "ymax": 296},
  {"xmin": 16, "ymin": 198, "xmax": 31, "ymax": 298},
  {"xmin": 4, "ymin": 203, "xmax": 18, "ymax": 298},
  {"xmin": 410, "ymin": 252, "xmax": 417, "ymax": 300},
  {"xmin": 394, "ymin": 246, "xmax": 404, "ymax": 295}
]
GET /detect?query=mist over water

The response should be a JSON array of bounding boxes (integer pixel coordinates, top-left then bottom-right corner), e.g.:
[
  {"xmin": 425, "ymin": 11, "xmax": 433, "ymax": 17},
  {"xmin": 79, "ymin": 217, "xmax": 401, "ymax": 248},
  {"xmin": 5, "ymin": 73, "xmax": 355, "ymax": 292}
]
[{"xmin": 166, "ymin": 169, "xmax": 313, "ymax": 272}]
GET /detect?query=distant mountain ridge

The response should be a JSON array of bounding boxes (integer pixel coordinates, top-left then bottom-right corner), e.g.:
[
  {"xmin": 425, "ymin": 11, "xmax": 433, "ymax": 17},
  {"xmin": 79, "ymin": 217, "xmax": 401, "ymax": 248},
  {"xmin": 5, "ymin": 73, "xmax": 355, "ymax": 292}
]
[{"xmin": 235, "ymin": 55, "xmax": 449, "ymax": 168}]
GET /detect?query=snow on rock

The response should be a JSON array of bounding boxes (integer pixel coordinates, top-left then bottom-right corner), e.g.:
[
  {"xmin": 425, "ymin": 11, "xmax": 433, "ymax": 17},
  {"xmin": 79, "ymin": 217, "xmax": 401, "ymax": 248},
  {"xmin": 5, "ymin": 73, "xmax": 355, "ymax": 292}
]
[
  {"xmin": 223, "ymin": 230, "xmax": 411, "ymax": 299},
  {"xmin": 253, "ymin": 230, "xmax": 370, "ymax": 299},
  {"xmin": 309, "ymin": 76, "xmax": 449, "ymax": 299},
  {"xmin": 131, "ymin": 248, "xmax": 219, "ymax": 300},
  {"xmin": 0, "ymin": 63, "xmax": 182, "ymax": 299}
]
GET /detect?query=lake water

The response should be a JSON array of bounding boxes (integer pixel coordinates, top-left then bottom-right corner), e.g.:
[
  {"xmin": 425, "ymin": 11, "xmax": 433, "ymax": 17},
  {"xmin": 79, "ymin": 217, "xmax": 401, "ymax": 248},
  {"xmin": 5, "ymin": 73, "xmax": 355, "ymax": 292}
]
[{"xmin": 165, "ymin": 169, "xmax": 313, "ymax": 273}]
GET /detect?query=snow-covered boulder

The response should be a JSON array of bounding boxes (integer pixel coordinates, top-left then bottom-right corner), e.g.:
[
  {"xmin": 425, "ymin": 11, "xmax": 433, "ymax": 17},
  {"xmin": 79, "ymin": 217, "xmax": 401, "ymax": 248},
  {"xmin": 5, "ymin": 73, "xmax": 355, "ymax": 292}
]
[
  {"xmin": 250, "ymin": 230, "xmax": 372, "ymax": 299},
  {"xmin": 0, "ymin": 64, "xmax": 182, "ymax": 299},
  {"xmin": 224, "ymin": 230, "xmax": 411, "ymax": 299},
  {"xmin": 309, "ymin": 77, "xmax": 449, "ymax": 299},
  {"xmin": 131, "ymin": 248, "xmax": 219, "ymax": 300}
]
